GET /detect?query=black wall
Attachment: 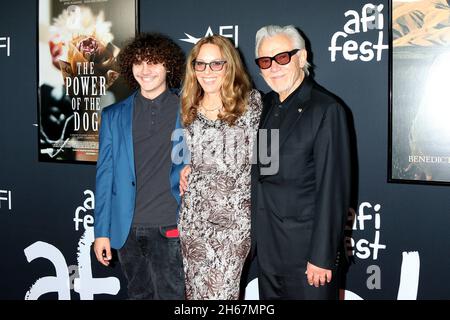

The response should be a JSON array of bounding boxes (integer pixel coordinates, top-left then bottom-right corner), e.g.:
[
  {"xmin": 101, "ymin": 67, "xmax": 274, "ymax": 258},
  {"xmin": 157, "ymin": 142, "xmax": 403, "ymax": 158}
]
[{"xmin": 0, "ymin": 0, "xmax": 449, "ymax": 299}]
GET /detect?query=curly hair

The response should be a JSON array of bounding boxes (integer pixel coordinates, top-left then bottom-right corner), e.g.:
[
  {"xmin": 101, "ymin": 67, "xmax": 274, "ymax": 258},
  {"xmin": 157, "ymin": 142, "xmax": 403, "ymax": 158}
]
[
  {"xmin": 181, "ymin": 35, "xmax": 252, "ymax": 127},
  {"xmin": 118, "ymin": 33, "xmax": 185, "ymax": 89}
]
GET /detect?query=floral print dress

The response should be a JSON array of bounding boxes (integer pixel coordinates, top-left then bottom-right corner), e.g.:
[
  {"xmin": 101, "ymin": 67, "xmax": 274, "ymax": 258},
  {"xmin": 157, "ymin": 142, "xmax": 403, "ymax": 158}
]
[{"xmin": 178, "ymin": 89, "xmax": 262, "ymax": 300}]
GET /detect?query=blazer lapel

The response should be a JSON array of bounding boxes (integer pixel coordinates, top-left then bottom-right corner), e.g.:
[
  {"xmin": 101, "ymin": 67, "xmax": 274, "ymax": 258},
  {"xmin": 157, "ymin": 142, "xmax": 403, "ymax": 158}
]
[
  {"xmin": 121, "ymin": 92, "xmax": 137, "ymax": 179},
  {"xmin": 257, "ymin": 79, "xmax": 313, "ymax": 181},
  {"xmin": 278, "ymin": 78, "xmax": 314, "ymax": 148},
  {"xmin": 259, "ymin": 93, "xmax": 276, "ymax": 129}
]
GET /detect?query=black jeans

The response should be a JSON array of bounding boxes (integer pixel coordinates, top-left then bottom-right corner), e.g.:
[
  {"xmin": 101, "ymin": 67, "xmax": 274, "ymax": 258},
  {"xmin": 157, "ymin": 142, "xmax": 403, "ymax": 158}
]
[{"xmin": 117, "ymin": 225, "xmax": 185, "ymax": 300}]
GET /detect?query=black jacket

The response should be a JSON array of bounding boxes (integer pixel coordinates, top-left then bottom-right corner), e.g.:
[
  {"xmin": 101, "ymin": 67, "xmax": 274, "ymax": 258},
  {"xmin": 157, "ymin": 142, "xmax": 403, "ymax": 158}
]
[{"xmin": 251, "ymin": 77, "xmax": 351, "ymax": 275}]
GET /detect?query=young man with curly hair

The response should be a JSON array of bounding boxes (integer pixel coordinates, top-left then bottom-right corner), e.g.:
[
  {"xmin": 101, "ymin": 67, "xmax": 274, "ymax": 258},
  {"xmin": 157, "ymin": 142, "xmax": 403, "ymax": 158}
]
[{"xmin": 93, "ymin": 33, "xmax": 186, "ymax": 299}]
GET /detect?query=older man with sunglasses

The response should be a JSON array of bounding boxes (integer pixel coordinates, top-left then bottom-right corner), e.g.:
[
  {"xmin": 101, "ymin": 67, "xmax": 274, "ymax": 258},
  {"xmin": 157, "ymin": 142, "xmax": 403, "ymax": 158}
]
[{"xmin": 250, "ymin": 25, "xmax": 352, "ymax": 300}]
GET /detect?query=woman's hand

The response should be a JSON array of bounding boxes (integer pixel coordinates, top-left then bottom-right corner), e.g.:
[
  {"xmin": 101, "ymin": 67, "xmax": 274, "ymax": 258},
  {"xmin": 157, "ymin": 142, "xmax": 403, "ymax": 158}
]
[{"xmin": 179, "ymin": 165, "xmax": 191, "ymax": 196}]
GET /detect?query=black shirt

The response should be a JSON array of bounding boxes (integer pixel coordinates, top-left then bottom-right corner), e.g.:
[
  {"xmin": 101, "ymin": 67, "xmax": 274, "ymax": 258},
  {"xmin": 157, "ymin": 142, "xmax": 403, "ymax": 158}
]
[
  {"xmin": 265, "ymin": 79, "xmax": 306, "ymax": 130},
  {"xmin": 132, "ymin": 89, "xmax": 179, "ymax": 226},
  {"xmin": 261, "ymin": 79, "xmax": 307, "ymax": 168}
]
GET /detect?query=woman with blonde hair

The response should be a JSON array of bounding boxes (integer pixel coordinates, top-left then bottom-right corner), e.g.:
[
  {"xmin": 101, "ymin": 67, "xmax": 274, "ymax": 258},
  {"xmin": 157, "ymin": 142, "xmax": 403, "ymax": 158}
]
[{"xmin": 178, "ymin": 34, "xmax": 262, "ymax": 300}]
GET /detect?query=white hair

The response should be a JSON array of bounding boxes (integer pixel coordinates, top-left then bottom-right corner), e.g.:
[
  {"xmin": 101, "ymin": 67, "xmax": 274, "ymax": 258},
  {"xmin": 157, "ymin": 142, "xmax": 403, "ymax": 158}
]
[{"xmin": 255, "ymin": 25, "xmax": 311, "ymax": 76}]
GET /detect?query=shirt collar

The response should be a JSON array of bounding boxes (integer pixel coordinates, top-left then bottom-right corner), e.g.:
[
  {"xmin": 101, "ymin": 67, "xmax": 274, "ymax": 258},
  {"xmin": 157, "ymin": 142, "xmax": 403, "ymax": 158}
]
[
  {"xmin": 137, "ymin": 88, "xmax": 171, "ymax": 106},
  {"xmin": 274, "ymin": 76, "xmax": 307, "ymax": 109}
]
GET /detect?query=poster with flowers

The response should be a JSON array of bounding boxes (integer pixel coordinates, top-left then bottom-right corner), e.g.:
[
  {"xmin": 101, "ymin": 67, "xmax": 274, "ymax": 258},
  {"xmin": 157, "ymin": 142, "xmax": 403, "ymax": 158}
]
[{"xmin": 38, "ymin": 0, "xmax": 137, "ymax": 163}]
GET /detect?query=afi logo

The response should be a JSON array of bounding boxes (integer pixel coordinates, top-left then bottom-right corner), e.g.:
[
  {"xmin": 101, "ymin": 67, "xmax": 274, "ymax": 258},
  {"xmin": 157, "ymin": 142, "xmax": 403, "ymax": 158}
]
[
  {"xmin": 0, "ymin": 189, "xmax": 12, "ymax": 210},
  {"xmin": 0, "ymin": 37, "xmax": 10, "ymax": 56},
  {"xmin": 180, "ymin": 25, "xmax": 239, "ymax": 47}
]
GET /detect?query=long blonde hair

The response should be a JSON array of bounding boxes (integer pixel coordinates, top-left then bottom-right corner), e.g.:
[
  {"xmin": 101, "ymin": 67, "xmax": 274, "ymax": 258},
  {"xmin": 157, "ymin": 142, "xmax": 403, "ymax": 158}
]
[{"xmin": 181, "ymin": 35, "xmax": 252, "ymax": 126}]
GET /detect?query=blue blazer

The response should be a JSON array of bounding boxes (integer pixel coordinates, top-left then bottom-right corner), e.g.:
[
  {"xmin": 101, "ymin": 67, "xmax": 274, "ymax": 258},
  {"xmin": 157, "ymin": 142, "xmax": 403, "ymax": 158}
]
[{"xmin": 94, "ymin": 91, "xmax": 186, "ymax": 249}]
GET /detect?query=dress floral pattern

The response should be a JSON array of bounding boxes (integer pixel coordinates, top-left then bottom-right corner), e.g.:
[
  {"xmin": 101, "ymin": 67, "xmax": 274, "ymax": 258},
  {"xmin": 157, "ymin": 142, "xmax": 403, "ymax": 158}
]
[{"xmin": 178, "ymin": 89, "xmax": 262, "ymax": 300}]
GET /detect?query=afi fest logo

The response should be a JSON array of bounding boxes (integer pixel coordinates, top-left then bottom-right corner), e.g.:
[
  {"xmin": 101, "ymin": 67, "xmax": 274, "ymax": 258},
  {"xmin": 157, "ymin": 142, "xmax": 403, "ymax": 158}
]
[
  {"xmin": 24, "ymin": 190, "xmax": 120, "ymax": 300},
  {"xmin": 345, "ymin": 202, "xmax": 420, "ymax": 300},
  {"xmin": 329, "ymin": 3, "xmax": 388, "ymax": 62},
  {"xmin": 180, "ymin": 25, "xmax": 239, "ymax": 47}
]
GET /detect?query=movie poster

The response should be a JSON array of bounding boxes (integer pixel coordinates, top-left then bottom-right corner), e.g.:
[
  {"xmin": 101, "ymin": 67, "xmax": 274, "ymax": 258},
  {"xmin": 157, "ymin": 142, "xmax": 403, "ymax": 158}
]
[
  {"xmin": 38, "ymin": 0, "xmax": 137, "ymax": 163},
  {"xmin": 391, "ymin": 0, "xmax": 450, "ymax": 184}
]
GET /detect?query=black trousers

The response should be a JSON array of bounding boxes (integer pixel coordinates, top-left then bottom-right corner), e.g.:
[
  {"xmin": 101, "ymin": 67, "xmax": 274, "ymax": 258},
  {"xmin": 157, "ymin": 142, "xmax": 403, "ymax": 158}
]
[
  {"xmin": 258, "ymin": 264, "xmax": 340, "ymax": 300},
  {"xmin": 117, "ymin": 225, "xmax": 185, "ymax": 300}
]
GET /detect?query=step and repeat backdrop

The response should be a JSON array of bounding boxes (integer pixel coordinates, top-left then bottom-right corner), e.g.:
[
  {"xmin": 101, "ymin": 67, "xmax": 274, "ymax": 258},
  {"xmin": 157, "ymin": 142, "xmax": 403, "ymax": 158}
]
[{"xmin": 0, "ymin": 0, "xmax": 449, "ymax": 300}]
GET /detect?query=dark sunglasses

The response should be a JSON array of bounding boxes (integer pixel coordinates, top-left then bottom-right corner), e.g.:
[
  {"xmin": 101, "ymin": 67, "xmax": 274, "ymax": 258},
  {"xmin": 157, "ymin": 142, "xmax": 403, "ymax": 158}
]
[
  {"xmin": 255, "ymin": 49, "xmax": 300, "ymax": 69},
  {"xmin": 192, "ymin": 60, "xmax": 227, "ymax": 72}
]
